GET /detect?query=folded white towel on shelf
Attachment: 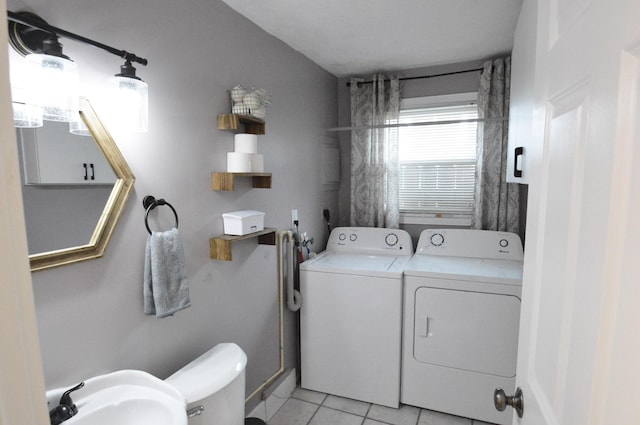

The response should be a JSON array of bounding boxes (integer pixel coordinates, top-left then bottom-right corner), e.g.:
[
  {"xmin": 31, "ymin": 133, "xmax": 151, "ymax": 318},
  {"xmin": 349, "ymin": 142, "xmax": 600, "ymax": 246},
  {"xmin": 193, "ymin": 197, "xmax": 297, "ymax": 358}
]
[{"xmin": 143, "ymin": 228, "xmax": 191, "ymax": 318}]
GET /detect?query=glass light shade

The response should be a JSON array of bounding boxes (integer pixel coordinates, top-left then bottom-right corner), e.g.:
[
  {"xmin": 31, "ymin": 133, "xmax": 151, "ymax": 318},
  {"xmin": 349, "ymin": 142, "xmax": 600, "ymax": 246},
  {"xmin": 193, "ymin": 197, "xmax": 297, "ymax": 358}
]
[
  {"xmin": 69, "ymin": 113, "xmax": 91, "ymax": 136},
  {"xmin": 26, "ymin": 53, "xmax": 79, "ymax": 122},
  {"xmin": 9, "ymin": 51, "xmax": 43, "ymax": 128},
  {"xmin": 12, "ymin": 100, "xmax": 43, "ymax": 128},
  {"xmin": 108, "ymin": 76, "xmax": 148, "ymax": 133}
]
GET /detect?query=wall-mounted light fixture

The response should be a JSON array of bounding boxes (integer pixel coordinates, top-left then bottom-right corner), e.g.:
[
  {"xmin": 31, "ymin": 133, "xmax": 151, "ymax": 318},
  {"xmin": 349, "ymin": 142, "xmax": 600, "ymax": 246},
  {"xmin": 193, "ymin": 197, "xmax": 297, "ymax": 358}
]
[
  {"xmin": 9, "ymin": 51, "xmax": 42, "ymax": 128},
  {"xmin": 26, "ymin": 34, "xmax": 79, "ymax": 122},
  {"xmin": 7, "ymin": 11, "xmax": 149, "ymax": 132},
  {"xmin": 109, "ymin": 60, "xmax": 149, "ymax": 133}
]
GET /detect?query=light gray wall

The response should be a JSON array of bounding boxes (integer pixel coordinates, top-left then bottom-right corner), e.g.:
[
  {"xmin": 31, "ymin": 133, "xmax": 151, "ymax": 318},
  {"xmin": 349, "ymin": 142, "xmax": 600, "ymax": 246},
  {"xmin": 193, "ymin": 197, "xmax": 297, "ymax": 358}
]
[{"xmin": 8, "ymin": 0, "xmax": 338, "ymax": 410}]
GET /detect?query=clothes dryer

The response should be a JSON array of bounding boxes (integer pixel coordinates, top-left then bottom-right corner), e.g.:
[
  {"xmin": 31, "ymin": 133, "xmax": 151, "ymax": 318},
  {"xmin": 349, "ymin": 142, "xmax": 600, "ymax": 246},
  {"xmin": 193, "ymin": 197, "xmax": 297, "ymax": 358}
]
[
  {"xmin": 300, "ymin": 227, "xmax": 413, "ymax": 408},
  {"xmin": 401, "ymin": 229, "xmax": 523, "ymax": 424}
]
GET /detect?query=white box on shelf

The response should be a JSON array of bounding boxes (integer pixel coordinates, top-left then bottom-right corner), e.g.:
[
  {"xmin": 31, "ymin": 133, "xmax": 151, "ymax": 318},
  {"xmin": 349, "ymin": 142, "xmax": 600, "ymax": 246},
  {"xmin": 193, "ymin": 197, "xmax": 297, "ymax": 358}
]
[{"xmin": 222, "ymin": 210, "xmax": 265, "ymax": 236}]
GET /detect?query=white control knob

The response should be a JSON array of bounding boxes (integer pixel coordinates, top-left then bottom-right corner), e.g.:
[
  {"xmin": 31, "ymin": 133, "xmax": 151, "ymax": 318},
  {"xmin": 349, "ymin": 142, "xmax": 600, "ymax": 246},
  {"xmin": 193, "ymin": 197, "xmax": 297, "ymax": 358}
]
[
  {"xmin": 338, "ymin": 233, "xmax": 346, "ymax": 241},
  {"xmin": 499, "ymin": 239, "xmax": 509, "ymax": 248},
  {"xmin": 350, "ymin": 234, "xmax": 357, "ymax": 241},
  {"xmin": 385, "ymin": 233, "xmax": 399, "ymax": 246},
  {"xmin": 430, "ymin": 233, "xmax": 444, "ymax": 246}
]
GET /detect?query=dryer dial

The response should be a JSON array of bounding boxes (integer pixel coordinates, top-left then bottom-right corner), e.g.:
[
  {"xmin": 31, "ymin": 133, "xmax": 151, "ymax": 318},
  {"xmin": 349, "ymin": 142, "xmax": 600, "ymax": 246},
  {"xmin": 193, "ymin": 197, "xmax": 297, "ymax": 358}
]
[
  {"xmin": 385, "ymin": 233, "xmax": 399, "ymax": 247},
  {"xmin": 430, "ymin": 233, "xmax": 445, "ymax": 246},
  {"xmin": 338, "ymin": 233, "xmax": 346, "ymax": 241},
  {"xmin": 350, "ymin": 233, "xmax": 357, "ymax": 242}
]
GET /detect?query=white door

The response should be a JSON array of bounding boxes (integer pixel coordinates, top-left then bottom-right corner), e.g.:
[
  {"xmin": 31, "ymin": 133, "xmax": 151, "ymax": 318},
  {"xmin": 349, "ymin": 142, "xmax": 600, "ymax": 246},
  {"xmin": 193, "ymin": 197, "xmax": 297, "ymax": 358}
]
[
  {"xmin": 510, "ymin": 0, "xmax": 640, "ymax": 424},
  {"xmin": 0, "ymin": 7, "xmax": 49, "ymax": 423}
]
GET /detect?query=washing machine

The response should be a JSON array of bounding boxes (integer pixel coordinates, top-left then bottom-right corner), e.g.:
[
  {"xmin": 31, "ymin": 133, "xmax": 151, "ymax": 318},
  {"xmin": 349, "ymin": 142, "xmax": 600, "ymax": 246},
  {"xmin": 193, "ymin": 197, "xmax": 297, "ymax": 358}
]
[
  {"xmin": 401, "ymin": 229, "xmax": 523, "ymax": 425},
  {"xmin": 300, "ymin": 227, "xmax": 413, "ymax": 408}
]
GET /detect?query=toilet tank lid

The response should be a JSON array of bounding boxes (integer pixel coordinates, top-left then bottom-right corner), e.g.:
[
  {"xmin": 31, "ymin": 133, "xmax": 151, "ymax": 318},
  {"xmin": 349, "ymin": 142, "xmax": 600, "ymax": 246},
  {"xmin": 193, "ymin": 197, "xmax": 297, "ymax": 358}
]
[{"xmin": 165, "ymin": 343, "xmax": 248, "ymax": 403}]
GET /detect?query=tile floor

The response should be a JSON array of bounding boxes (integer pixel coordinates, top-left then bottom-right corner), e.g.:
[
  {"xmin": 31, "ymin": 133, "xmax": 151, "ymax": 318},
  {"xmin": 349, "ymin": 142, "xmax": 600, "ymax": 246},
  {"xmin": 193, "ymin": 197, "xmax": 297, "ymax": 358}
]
[{"xmin": 266, "ymin": 387, "xmax": 496, "ymax": 425}]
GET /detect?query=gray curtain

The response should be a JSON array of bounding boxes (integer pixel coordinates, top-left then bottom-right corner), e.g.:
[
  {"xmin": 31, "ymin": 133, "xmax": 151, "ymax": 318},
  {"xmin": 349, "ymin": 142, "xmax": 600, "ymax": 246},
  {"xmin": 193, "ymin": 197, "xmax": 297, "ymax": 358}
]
[
  {"xmin": 349, "ymin": 75, "xmax": 400, "ymax": 228},
  {"xmin": 472, "ymin": 57, "xmax": 520, "ymax": 234}
]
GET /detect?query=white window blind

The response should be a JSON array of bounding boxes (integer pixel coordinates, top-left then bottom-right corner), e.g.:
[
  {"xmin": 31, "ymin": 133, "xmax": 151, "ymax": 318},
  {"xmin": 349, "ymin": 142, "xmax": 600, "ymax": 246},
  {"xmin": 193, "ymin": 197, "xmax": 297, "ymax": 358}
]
[{"xmin": 398, "ymin": 98, "xmax": 478, "ymax": 215}]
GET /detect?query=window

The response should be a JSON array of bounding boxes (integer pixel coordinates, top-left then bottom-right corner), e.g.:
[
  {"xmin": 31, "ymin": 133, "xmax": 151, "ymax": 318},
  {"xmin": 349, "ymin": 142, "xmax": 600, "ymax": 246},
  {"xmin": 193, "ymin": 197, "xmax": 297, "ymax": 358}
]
[{"xmin": 397, "ymin": 93, "xmax": 478, "ymax": 225}]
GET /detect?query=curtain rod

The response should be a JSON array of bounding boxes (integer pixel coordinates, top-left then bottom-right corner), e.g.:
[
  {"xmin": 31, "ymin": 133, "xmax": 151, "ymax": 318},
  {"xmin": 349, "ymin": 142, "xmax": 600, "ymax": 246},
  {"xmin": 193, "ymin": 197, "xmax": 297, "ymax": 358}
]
[
  {"xmin": 325, "ymin": 117, "xmax": 507, "ymax": 132},
  {"xmin": 7, "ymin": 10, "xmax": 148, "ymax": 66},
  {"xmin": 346, "ymin": 68, "xmax": 483, "ymax": 87}
]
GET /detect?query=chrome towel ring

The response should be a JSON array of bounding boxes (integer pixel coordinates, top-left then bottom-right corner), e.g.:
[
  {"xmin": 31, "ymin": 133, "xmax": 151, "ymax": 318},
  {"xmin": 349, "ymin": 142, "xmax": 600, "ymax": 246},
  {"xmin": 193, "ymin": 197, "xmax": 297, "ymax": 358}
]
[{"xmin": 143, "ymin": 195, "xmax": 179, "ymax": 234}]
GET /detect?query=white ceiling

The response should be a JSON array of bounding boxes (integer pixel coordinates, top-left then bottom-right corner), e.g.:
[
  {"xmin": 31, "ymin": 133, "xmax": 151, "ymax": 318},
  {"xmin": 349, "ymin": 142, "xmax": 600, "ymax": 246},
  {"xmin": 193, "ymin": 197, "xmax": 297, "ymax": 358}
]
[{"xmin": 221, "ymin": 0, "xmax": 524, "ymax": 77}]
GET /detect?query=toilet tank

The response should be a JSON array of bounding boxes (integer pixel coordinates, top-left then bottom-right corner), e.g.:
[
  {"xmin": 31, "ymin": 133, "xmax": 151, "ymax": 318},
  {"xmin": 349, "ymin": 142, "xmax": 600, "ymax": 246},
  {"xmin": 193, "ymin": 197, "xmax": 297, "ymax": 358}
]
[{"xmin": 165, "ymin": 343, "xmax": 248, "ymax": 425}]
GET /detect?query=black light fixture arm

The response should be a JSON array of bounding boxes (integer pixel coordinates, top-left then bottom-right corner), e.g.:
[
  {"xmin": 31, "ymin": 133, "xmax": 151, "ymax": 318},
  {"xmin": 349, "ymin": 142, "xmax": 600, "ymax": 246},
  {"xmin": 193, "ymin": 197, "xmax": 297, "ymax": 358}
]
[{"xmin": 7, "ymin": 10, "xmax": 148, "ymax": 66}]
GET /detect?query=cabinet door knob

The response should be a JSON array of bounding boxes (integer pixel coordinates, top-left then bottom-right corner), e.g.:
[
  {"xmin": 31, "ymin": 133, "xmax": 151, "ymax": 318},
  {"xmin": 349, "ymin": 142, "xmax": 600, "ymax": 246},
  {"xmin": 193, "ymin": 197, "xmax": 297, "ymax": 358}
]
[
  {"xmin": 90, "ymin": 163, "xmax": 95, "ymax": 180},
  {"xmin": 83, "ymin": 163, "xmax": 88, "ymax": 180}
]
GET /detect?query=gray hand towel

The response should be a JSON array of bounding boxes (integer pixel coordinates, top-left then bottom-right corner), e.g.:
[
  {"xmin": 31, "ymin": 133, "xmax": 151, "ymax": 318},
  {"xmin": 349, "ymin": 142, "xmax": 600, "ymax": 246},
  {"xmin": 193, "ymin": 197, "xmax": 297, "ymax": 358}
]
[{"xmin": 143, "ymin": 228, "xmax": 191, "ymax": 318}]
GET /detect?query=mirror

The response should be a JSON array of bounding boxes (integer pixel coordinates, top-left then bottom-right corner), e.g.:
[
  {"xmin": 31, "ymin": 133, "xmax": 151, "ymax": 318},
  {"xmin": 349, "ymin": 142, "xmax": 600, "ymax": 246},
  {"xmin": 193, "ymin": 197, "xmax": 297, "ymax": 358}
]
[{"xmin": 17, "ymin": 98, "xmax": 135, "ymax": 271}]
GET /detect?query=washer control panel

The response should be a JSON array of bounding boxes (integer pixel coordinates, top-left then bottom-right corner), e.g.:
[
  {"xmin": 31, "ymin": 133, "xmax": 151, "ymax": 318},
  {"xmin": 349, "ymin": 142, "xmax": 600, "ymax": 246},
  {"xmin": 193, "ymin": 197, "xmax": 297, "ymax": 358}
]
[
  {"xmin": 328, "ymin": 227, "xmax": 413, "ymax": 255},
  {"xmin": 417, "ymin": 229, "xmax": 523, "ymax": 260}
]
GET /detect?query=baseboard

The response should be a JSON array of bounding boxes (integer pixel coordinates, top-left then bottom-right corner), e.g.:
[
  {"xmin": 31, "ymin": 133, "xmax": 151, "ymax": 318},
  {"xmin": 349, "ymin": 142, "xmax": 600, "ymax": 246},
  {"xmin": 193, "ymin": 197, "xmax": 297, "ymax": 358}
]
[{"xmin": 247, "ymin": 368, "xmax": 297, "ymax": 422}]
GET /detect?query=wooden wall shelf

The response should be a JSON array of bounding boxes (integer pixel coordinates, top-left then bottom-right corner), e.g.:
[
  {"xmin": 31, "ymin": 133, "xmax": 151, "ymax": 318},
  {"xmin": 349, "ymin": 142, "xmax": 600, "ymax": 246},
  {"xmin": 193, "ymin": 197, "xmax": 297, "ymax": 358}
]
[
  {"xmin": 212, "ymin": 172, "xmax": 272, "ymax": 191},
  {"xmin": 209, "ymin": 228, "xmax": 277, "ymax": 261},
  {"xmin": 217, "ymin": 114, "xmax": 265, "ymax": 135}
]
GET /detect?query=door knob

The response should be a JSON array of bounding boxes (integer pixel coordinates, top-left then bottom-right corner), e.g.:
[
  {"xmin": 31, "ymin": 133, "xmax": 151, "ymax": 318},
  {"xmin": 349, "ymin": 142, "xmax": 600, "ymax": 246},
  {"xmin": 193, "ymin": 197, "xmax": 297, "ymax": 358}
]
[{"xmin": 494, "ymin": 387, "xmax": 524, "ymax": 418}]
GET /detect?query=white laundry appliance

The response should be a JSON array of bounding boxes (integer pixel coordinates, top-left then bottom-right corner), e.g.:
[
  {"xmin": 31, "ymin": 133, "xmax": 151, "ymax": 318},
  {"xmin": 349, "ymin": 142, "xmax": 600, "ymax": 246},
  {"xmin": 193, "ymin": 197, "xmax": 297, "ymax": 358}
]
[
  {"xmin": 300, "ymin": 227, "xmax": 413, "ymax": 408},
  {"xmin": 401, "ymin": 229, "xmax": 523, "ymax": 425}
]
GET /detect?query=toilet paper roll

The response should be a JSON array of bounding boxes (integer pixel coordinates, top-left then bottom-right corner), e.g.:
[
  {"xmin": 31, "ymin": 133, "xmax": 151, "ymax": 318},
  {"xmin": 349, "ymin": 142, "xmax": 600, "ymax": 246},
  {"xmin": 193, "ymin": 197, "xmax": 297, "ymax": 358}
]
[
  {"xmin": 227, "ymin": 152, "xmax": 253, "ymax": 172},
  {"xmin": 227, "ymin": 152, "xmax": 264, "ymax": 173},
  {"xmin": 234, "ymin": 133, "xmax": 258, "ymax": 153},
  {"xmin": 251, "ymin": 154, "xmax": 264, "ymax": 172}
]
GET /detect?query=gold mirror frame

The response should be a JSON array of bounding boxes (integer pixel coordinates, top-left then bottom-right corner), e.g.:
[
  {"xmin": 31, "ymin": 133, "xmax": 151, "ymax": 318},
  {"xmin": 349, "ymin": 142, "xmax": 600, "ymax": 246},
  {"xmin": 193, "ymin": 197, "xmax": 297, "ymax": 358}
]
[{"xmin": 29, "ymin": 97, "xmax": 135, "ymax": 271}]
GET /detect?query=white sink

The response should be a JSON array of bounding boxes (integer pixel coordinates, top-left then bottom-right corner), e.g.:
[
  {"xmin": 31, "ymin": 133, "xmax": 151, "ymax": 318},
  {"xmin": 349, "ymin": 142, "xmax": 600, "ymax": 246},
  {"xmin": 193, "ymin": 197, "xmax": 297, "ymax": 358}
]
[{"xmin": 46, "ymin": 370, "xmax": 187, "ymax": 425}]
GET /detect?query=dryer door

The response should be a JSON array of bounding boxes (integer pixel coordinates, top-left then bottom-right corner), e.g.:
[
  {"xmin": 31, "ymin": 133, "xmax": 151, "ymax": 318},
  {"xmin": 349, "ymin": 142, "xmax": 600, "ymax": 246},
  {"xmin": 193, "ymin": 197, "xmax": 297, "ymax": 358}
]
[{"xmin": 413, "ymin": 286, "xmax": 520, "ymax": 377}]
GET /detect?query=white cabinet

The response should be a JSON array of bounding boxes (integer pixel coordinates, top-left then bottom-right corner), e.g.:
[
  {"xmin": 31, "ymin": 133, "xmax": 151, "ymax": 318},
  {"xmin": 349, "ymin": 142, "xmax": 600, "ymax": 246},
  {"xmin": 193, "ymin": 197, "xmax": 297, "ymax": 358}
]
[
  {"xmin": 507, "ymin": 0, "xmax": 538, "ymax": 183},
  {"xmin": 18, "ymin": 121, "xmax": 116, "ymax": 185}
]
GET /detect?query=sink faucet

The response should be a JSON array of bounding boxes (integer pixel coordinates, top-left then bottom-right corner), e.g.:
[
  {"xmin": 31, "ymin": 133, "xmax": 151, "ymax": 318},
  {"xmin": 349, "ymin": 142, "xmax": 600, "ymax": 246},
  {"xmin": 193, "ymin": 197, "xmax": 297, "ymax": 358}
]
[{"xmin": 49, "ymin": 382, "xmax": 84, "ymax": 425}]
